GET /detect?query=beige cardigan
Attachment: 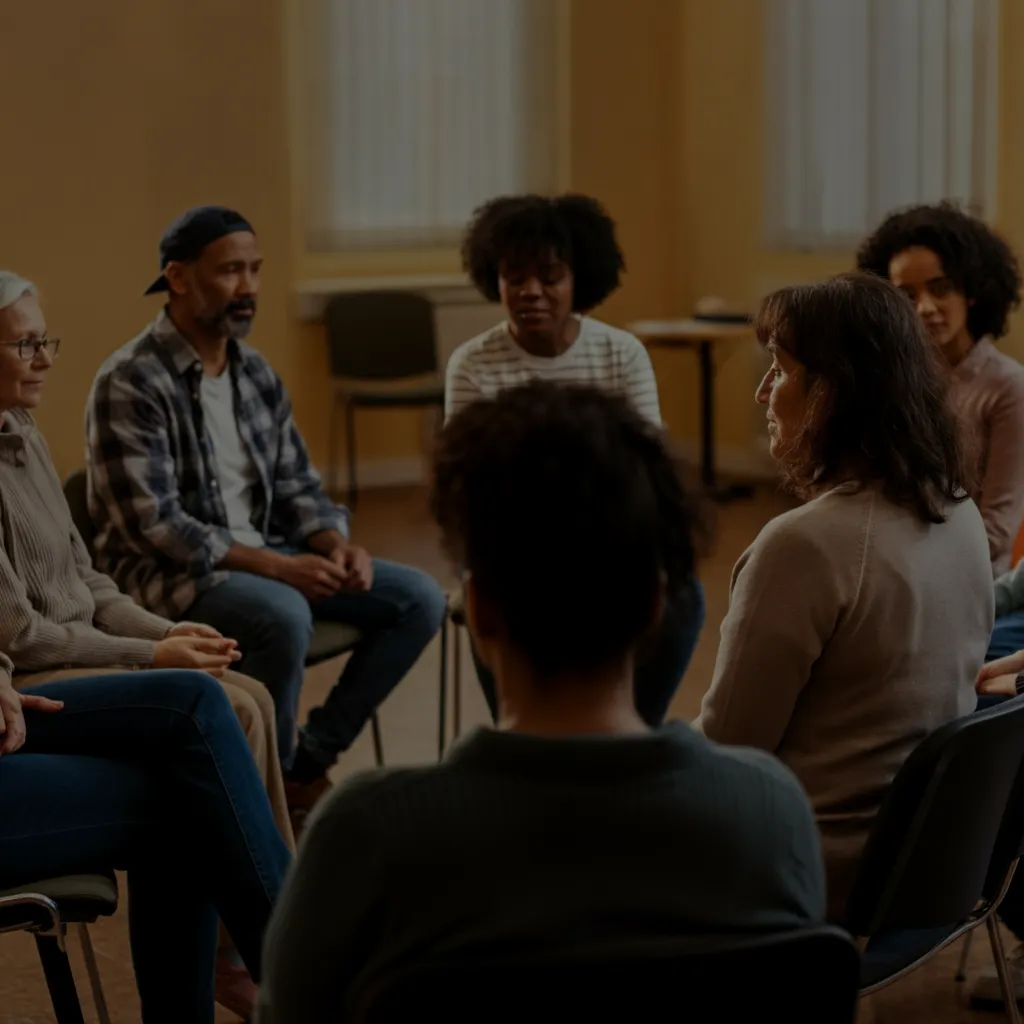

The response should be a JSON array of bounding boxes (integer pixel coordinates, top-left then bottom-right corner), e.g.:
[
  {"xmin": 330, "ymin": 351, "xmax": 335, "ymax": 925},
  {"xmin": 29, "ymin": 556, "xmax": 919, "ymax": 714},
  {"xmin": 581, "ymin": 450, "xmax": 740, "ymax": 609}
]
[{"xmin": 696, "ymin": 482, "xmax": 992, "ymax": 921}]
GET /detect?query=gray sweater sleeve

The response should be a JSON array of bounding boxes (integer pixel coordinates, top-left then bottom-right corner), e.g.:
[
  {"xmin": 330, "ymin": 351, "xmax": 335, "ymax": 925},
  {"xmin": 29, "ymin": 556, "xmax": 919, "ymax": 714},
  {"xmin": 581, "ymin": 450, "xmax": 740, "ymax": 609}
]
[
  {"xmin": 0, "ymin": 541, "xmax": 156, "ymax": 671},
  {"xmin": 69, "ymin": 526, "xmax": 172, "ymax": 642}
]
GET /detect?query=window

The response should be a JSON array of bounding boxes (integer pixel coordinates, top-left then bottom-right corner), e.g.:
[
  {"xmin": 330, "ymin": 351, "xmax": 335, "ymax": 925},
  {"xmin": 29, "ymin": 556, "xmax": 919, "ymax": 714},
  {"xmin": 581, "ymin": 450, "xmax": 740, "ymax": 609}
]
[
  {"xmin": 301, "ymin": 0, "xmax": 563, "ymax": 252},
  {"xmin": 764, "ymin": 0, "xmax": 999, "ymax": 249}
]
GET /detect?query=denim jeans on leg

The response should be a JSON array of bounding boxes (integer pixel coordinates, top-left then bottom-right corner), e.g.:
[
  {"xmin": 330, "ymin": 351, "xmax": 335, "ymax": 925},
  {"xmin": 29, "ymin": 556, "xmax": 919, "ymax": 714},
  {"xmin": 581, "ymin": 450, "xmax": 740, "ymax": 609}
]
[
  {"xmin": 987, "ymin": 609, "xmax": 1024, "ymax": 662},
  {"xmin": 470, "ymin": 576, "xmax": 707, "ymax": 726},
  {"xmin": 0, "ymin": 669, "xmax": 290, "ymax": 1024},
  {"xmin": 185, "ymin": 555, "xmax": 446, "ymax": 770}
]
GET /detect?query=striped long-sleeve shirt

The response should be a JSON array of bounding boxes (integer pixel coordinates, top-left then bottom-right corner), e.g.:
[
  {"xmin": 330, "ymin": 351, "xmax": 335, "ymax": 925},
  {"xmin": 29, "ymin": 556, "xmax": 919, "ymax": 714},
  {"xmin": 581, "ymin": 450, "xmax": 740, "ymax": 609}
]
[{"xmin": 445, "ymin": 317, "xmax": 662, "ymax": 426}]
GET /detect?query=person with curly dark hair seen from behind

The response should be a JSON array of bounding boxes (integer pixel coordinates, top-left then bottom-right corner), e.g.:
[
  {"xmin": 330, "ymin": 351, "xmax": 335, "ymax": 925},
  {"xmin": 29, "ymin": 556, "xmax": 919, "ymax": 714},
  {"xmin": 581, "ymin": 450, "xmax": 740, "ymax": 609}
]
[
  {"xmin": 446, "ymin": 193, "xmax": 705, "ymax": 726},
  {"xmin": 257, "ymin": 382, "xmax": 825, "ymax": 1024},
  {"xmin": 857, "ymin": 202, "xmax": 1024, "ymax": 576},
  {"xmin": 698, "ymin": 274, "xmax": 992, "ymax": 923}
]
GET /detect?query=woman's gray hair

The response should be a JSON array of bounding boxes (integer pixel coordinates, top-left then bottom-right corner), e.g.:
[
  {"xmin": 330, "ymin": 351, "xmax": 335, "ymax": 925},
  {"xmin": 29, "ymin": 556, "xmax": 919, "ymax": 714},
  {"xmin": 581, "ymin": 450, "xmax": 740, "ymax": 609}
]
[{"xmin": 0, "ymin": 272, "xmax": 37, "ymax": 314}]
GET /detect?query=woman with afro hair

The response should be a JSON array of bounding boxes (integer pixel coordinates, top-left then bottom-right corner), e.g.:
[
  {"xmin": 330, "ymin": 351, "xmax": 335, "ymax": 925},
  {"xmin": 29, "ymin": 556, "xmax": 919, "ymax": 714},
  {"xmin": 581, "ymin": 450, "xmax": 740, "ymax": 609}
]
[
  {"xmin": 445, "ymin": 193, "xmax": 705, "ymax": 728},
  {"xmin": 857, "ymin": 202, "xmax": 1024, "ymax": 576},
  {"xmin": 447, "ymin": 193, "xmax": 659, "ymax": 423}
]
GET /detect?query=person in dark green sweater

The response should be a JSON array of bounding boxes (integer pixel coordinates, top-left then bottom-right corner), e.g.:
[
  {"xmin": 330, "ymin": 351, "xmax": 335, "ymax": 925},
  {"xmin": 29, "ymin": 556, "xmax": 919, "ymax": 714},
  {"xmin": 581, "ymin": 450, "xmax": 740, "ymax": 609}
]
[{"xmin": 257, "ymin": 382, "xmax": 826, "ymax": 1023}]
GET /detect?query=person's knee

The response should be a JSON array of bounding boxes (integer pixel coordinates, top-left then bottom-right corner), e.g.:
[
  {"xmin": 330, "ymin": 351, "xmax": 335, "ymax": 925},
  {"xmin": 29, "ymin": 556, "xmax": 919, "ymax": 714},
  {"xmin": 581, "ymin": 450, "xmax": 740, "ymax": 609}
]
[
  {"xmin": 225, "ymin": 672, "xmax": 277, "ymax": 729},
  {"xmin": 400, "ymin": 568, "xmax": 447, "ymax": 635},
  {"xmin": 143, "ymin": 668, "xmax": 226, "ymax": 706},
  {"xmin": 245, "ymin": 586, "xmax": 314, "ymax": 660},
  {"xmin": 224, "ymin": 686, "xmax": 261, "ymax": 741}
]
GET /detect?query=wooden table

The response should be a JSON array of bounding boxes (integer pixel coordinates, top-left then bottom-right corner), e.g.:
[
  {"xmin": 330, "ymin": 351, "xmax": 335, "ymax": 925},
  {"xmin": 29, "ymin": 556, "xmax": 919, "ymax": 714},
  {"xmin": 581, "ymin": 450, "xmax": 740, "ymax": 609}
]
[{"xmin": 629, "ymin": 318, "xmax": 755, "ymax": 502}]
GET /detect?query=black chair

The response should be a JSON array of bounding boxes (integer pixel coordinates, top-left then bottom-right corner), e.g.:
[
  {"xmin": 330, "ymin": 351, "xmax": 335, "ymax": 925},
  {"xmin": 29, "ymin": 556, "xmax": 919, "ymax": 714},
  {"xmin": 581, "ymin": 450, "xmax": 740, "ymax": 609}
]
[
  {"xmin": 323, "ymin": 291, "xmax": 445, "ymax": 508},
  {"xmin": 349, "ymin": 926, "xmax": 860, "ymax": 1023},
  {"xmin": 0, "ymin": 872, "xmax": 118, "ymax": 1024},
  {"xmin": 845, "ymin": 695, "xmax": 1024, "ymax": 1022},
  {"xmin": 62, "ymin": 470, "xmax": 385, "ymax": 767}
]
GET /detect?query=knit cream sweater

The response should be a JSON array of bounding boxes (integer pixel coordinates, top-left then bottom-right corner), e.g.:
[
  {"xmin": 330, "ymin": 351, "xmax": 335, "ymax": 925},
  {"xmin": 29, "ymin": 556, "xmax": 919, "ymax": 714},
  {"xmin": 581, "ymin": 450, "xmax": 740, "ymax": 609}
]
[{"xmin": 0, "ymin": 409, "xmax": 173, "ymax": 671}]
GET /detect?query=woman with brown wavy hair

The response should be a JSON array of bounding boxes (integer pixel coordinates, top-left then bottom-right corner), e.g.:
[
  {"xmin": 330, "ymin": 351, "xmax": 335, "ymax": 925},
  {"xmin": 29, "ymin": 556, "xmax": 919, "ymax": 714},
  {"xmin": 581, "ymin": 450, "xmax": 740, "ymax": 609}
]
[{"xmin": 697, "ymin": 273, "xmax": 993, "ymax": 922}]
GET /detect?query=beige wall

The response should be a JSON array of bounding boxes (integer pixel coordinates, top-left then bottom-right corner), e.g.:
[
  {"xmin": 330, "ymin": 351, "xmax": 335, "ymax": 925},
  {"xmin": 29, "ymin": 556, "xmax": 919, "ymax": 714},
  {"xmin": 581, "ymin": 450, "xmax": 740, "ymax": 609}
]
[
  {"xmin": 6, "ymin": 0, "xmax": 1023, "ymax": 478},
  {"xmin": 676, "ymin": 0, "xmax": 1024, "ymax": 452},
  {"xmin": 1, "ymin": 0, "xmax": 294, "ymax": 478}
]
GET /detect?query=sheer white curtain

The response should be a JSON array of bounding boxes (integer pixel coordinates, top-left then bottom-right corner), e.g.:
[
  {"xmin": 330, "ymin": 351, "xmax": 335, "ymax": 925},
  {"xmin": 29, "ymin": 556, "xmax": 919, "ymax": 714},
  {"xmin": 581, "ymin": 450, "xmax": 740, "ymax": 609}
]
[
  {"xmin": 764, "ymin": 0, "xmax": 999, "ymax": 249},
  {"xmin": 303, "ymin": 0, "xmax": 561, "ymax": 252}
]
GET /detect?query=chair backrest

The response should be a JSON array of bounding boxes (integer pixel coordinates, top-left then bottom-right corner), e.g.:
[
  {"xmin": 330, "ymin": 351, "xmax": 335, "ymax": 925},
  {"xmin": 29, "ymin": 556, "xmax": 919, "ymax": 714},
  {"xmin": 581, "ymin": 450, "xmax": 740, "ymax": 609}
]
[
  {"xmin": 350, "ymin": 926, "xmax": 860, "ymax": 1024},
  {"xmin": 63, "ymin": 469, "xmax": 96, "ymax": 556},
  {"xmin": 324, "ymin": 291, "xmax": 438, "ymax": 381},
  {"xmin": 845, "ymin": 695, "xmax": 1024, "ymax": 935}
]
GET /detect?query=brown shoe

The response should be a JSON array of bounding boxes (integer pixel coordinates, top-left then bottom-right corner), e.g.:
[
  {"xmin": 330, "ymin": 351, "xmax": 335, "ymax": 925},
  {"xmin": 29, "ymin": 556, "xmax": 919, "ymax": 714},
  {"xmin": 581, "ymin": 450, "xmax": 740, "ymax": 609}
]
[{"xmin": 284, "ymin": 775, "xmax": 332, "ymax": 838}]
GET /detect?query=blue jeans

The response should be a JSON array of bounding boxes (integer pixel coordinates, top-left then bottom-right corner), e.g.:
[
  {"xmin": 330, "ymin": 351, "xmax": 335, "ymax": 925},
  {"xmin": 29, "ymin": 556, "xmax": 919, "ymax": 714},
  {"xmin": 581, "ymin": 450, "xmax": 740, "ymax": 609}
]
[
  {"xmin": 470, "ymin": 577, "xmax": 706, "ymax": 726},
  {"xmin": 988, "ymin": 609, "xmax": 1024, "ymax": 662},
  {"xmin": 0, "ymin": 670, "xmax": 290, "ymax": 1024},
  {"xmin": 185, "ymin": 554, "xmax": 446, "ymax": 769}
]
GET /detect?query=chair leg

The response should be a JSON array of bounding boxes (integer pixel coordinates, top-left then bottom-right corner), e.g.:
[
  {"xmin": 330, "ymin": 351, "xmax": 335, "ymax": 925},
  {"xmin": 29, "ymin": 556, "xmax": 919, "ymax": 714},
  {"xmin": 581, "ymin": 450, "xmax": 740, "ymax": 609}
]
[
  {"xmin": 957, "ymin": 930, "xmax": 974, "ymax": 982},
  {"xmin": 453, "ymin": 623, "xmax": 463, "ymax": 741},
  {"xmin": 35, "ymin": 933, "xmax": 86, "ymax": 1024},
  {"xmin": 78, "ymin": 922, "xmax": 111, "ymax": 1024},
  {"xmin": 345, "ymin": 399, "xmax": 358, "ymax": 510},
  {"xmin": 328, "ymin": 392, "xmax": 341, "ymax": 499},
  {"xmin": 988, "ymin": 914, "xmax": 1022, "ymax": 1024},
  {"xmin": 371, "ymin": 711, "xmax": 384, "ymax": 767},
  {"xmin": 438, "ymin": 617, "xmax": 448, "ymax": 761}
]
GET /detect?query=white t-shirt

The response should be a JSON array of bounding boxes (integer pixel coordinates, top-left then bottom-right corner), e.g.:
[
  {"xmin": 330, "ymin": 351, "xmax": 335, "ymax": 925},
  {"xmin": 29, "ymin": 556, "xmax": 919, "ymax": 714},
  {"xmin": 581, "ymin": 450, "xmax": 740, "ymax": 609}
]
[
  {"xmin": 444, "ymin": 317, "xmax": 662, "ymax": 426},
  {"xmin": 200, "ymin": 372, "xmax": 265, "ymax": 548}
]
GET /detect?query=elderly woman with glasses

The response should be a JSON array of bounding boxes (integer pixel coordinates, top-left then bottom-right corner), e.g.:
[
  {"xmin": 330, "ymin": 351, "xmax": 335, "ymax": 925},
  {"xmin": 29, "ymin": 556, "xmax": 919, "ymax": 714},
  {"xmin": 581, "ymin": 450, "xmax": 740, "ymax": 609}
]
[{"xmin": 0, "ymin": 270, "xmax": 293, "ymax": 1018}]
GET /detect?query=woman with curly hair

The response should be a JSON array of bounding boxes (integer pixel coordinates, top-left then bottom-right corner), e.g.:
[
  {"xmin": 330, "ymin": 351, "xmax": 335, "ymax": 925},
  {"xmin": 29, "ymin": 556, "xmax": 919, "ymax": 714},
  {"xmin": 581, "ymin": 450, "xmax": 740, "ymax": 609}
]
[
  {"xmin": 258, "ymin": 382, "xmax": 824, "ymax": 1023},
  {"xmin": 857, "ymin": 202, "xmax": 1024, "ymax": 575},
  {"xmin": 445, "ymin": 193, "xmax": 704, "ymax": 727},
  {"xmin": 448, "ymin": 193, "xmax": 658, "ymax": 421},
  {"xmin": 698, "ymin": 274, "xmax": 992, "ymax": 921}
]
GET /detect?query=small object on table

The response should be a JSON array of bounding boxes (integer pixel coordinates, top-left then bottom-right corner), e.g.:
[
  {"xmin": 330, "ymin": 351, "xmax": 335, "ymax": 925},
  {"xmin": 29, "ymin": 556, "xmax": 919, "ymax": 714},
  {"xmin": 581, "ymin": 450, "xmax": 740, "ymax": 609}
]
[{"xmin": 629, "ymin": 317, "xmax": 757, "ymax": 503}]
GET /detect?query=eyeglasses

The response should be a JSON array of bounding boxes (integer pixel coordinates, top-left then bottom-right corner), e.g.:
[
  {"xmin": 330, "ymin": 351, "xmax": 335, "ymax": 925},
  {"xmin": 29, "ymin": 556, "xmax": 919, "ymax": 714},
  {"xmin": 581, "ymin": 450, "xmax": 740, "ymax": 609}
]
[{"xmin": 0, "ymin": 337, "xmax": 61, "ymax": 361}]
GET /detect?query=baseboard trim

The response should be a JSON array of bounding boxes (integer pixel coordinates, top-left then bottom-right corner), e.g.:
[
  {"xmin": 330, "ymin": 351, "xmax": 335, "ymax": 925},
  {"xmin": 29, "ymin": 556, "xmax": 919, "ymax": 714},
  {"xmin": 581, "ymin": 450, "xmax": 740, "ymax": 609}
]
[
  {"xmin": 329, "ymin": 456, "xmax": 428, "ymax": 495},
  {"xmin": 673, "ymin": 438, "xmax": 779, "ymax": 482},
  {"xmin": 329, "ymin": 442, "xmax": 777, "ymax": 497}
]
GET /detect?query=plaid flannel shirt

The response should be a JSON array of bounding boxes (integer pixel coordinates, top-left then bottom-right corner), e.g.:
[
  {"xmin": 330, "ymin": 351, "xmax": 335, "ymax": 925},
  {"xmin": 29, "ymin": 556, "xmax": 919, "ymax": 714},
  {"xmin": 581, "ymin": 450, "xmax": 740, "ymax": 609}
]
[{"xmin": 85, "ymin": 309, "xmax": 349, "ymax": 619}]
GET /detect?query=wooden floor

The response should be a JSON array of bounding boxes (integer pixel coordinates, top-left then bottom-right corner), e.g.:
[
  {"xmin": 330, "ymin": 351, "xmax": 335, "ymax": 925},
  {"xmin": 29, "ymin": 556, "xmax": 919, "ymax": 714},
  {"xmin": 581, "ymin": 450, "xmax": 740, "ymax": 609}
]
[{"xmin": 0, "ymin": 484, "xmax": 1010, "ymax": 1021}]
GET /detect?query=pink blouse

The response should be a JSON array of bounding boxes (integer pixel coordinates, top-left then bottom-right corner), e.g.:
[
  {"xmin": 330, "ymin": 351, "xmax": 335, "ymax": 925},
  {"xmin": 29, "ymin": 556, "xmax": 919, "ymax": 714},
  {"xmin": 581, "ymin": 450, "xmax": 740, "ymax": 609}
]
[{"xmin": 950, "ymin": 337, "xmax": 1024, "ymax": 575}]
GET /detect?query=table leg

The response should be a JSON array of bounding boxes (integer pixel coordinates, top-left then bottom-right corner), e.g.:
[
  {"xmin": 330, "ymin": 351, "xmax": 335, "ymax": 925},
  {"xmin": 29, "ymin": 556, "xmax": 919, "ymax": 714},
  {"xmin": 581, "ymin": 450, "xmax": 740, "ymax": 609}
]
[{"xmin": 698, "ymin": 340, "xmax": 754, "ymax": 503}]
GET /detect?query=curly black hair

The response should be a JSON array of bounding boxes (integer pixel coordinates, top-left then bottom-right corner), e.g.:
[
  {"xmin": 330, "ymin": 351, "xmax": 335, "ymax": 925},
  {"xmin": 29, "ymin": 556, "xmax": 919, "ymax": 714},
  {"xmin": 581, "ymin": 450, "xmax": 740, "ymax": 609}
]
[
  {"xmin": 856, "ymin": 201, "xmax": 1021, "ymax": 340},
  {"xmin": 756, "ymin": 273, "xmax": 971, "ymax": 523},
  {"xmin": 431, "ymin": 381, "xmax": 708, "ymax": 679},
  {"xmin": 461, "ymin": 194, "xmax": 625, "ymax": 312}
]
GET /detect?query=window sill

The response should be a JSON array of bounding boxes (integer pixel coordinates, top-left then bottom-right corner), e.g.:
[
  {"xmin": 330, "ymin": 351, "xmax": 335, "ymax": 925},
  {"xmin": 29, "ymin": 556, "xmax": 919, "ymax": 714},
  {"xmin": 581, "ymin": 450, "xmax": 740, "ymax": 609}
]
[{"xmin": 294, "ymin": 273, "xmax": 486, "ymax": 322}]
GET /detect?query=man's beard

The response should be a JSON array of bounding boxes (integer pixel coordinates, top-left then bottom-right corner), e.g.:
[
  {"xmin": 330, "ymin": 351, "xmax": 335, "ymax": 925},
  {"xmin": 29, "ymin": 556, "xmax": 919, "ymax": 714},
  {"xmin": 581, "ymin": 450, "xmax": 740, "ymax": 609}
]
[{"xmin": 198, "ymin": 299, "xmax": 257, "ymax": 340}]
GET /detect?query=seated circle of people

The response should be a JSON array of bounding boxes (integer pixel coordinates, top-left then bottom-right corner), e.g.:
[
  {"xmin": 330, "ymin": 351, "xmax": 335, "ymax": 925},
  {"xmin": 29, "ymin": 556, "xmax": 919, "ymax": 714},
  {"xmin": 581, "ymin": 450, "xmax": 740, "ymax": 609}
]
[
  {"xmin": 9, "ymin": 189, "xmax": 1022, "ymax": 1018},
  {"xmin": 446, "ymin": 192, "xmax": 705, "ymax": 726},
  {"xmin": 82, "ymin": 206, "xmax": 447, "ymax": 831},
  {"xmin": 857, "ymin": 201, "xmax": 1024, "ymax": 577},
  {"xmin": 256, "ymin": 381, "xmax": 826, "ymax": 1024},
  {"xmin": 696, "ymin": 273, "xmax": 993, "ymax": 922}
]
